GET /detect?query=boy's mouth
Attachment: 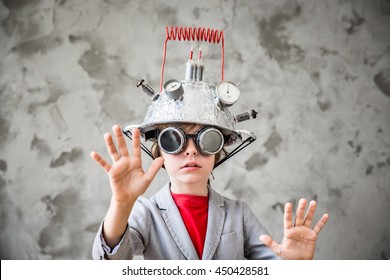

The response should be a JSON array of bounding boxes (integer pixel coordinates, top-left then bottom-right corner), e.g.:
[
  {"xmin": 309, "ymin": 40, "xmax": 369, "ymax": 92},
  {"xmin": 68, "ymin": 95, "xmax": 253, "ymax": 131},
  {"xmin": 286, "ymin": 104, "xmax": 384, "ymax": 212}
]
[{"xmin": 181, "ymin": 162, "xmax": 201, "ymax": 169}]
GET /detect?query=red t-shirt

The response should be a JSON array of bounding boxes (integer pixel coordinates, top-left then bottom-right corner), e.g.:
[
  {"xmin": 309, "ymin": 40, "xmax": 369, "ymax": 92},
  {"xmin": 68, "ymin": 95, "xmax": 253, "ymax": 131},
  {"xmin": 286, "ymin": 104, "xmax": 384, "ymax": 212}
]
[{"xmin": 171, "ymin": 192, "xmax": 208, "ymax": 259}]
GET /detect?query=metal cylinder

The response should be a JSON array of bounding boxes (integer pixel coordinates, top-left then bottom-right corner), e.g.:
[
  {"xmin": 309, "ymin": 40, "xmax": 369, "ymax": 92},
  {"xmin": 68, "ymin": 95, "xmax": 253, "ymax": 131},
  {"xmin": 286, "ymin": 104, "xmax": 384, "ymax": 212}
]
[
  {"xmin": 195, "ymin": 64, "xmax": 203, "ymax": 81},
  {"xmin": 185, "ymin": 61, "xmax": 195, "ymax": 81},
  {"xmin": 185, "ymin": 61, "xmax": 203, "ymax": 81},
  {"xmin": 136, "ymin": 79, "xmax": 159, "ymax": 100}
]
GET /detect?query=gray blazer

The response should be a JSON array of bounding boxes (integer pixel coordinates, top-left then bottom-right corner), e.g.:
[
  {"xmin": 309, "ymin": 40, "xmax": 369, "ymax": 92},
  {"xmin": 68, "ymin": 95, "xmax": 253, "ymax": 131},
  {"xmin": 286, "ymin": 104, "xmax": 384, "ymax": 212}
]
[{"xmin": 92, "ymin": 184, "xmax": 279, "ymax": 260}]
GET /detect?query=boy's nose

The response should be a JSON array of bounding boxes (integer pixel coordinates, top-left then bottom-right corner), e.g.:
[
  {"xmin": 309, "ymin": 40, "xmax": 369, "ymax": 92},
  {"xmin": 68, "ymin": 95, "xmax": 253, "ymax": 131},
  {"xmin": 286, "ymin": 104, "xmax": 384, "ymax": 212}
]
[{"xmin": 184, "ymin": 137, "xmax": 198, "ymax": 155}]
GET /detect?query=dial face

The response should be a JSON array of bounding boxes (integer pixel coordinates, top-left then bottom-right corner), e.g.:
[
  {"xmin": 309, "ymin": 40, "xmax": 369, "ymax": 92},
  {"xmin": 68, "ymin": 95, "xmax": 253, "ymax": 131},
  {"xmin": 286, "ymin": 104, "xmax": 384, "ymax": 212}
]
[
  {"xmin": 164, "ymin": 79, "xmax": 181, "ymax": 93},
  {"xmin": 163, "ymin": 79, "xmax": 184, "ymax": 100},
  {"xmin": 216, "ymin": 81, "xmax": 240, "ymax": 106}
]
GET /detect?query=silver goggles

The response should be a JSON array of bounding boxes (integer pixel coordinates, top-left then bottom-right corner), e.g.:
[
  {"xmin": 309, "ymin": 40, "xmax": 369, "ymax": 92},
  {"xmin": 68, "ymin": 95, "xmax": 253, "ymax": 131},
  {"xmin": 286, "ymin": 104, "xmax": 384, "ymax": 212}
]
[{"xmin": 149, "ymin": 126, "xmax": 225, "ymax": 155}]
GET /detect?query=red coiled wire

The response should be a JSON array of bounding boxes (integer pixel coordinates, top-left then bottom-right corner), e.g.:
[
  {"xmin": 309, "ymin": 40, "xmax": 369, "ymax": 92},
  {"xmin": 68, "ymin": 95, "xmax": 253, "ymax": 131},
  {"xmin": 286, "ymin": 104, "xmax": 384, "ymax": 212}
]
[{"xmin": 160, "ymin": 26, "xmax": 225, "ymax": 91}]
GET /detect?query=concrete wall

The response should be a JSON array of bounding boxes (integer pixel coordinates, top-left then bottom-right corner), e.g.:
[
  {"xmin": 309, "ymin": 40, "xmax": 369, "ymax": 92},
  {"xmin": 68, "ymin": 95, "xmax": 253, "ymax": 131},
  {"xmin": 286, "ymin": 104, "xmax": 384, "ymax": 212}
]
[{"xmin": 0, "ymin": 0, "xmax": 389, "ymax": 259}]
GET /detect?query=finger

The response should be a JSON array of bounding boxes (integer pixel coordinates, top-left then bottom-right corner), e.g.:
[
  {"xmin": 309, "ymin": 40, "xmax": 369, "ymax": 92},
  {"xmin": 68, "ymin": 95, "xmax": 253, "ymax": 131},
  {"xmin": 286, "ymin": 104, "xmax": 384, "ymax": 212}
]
[
  {"xmin": 294, "ymin": 198, "xmax": 307, "ymax": 226},
  {"xmin": 144, "ymin": 157, "xmax": 164, "ymax": 182},
  {"xmin": 104, "ymin": 132, "xmax": 120, "ymax": 162},
  {"xmin": 90, "ymin": 151, "xmax": 111, "ymax": 173},
  {"xmin": 259, "ymin": 235, "xmax": 281, "ymax": 256},
  {"xmin": 131, "ymin": 128, "xmax": 142, "ymax": 159},
  {"xmin": 284, "ymin": 202, "xmax": 293, "ymax": 230},
  {"xmin": 113, "ymin": 125, "xmax": 129, "ymax": 157},
  {"xmin": 303, "ymin": 200, "xmax": 317, "ymax": 227},
  {"xmin": 313, "ymin": 213, "xmax": 329, "ymax": 235}
]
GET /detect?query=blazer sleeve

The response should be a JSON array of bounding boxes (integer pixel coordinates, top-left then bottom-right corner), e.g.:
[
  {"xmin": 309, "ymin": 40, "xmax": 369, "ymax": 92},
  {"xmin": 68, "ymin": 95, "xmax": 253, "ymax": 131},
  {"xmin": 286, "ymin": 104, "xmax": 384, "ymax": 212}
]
[
  {"xmin": 242, "ymin": 202, "xmax": 281, "ymax": 260},
  {"xmin": 91, "ymin": 198, "xmax": 152, "ymax": 260}
]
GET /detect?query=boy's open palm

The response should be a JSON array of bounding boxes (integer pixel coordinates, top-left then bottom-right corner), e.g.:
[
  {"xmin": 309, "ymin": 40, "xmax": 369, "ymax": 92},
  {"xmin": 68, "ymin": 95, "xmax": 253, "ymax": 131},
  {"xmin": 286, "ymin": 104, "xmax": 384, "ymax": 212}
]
[
  {"xmin": 260, "ymin": 198, "xmax": 329, "ymax": 260},
  {"xmin": 90, "ymin": 125, "xmax": 164, "ymax": 203}
]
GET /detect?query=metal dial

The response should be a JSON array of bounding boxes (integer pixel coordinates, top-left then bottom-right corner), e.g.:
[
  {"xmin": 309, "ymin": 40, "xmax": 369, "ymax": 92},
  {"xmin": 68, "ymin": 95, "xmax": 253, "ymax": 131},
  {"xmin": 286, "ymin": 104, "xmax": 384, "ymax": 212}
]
[
  {"xmin": 163, "ymin": 79, "xmax": 184, "ymax": 100},
  {"xmin": 216, "ymin": 81, "xmax": 240, "ymax": 107}
]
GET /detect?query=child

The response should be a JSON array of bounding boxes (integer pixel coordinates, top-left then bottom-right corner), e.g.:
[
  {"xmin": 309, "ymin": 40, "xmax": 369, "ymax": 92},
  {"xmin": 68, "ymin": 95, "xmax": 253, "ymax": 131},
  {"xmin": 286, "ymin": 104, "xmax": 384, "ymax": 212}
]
[{"xmin": 90, "ymin": 77, "xmax": 329, "ymax": 260}]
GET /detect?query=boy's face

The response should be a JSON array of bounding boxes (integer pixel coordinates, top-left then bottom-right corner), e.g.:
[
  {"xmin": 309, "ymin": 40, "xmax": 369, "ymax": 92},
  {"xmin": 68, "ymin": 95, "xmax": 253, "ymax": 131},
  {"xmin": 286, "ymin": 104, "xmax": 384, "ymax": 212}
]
[{"xmin": 161, "ymin": 124, "xmax": 215, "ymax": 192}]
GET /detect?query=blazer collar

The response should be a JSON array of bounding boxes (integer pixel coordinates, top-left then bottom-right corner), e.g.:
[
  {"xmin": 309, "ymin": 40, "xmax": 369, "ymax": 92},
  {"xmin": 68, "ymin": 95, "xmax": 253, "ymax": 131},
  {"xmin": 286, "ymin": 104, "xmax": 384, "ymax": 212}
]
[
  {"xmin": 154, "ymin": 183, "xmax": 225, "ymax": 260},
  {"xmin": 155, "ymin": 183, "xmax": 199, "ymax": 260},
  {"xmin": 201, "ymin": 186, "xmax": 225, "ymax": 260}
]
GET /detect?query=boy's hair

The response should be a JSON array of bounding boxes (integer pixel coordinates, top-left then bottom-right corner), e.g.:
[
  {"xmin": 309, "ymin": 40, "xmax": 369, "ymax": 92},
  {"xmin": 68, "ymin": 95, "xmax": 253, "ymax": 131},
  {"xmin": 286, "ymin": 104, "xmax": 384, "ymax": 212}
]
[{"xmin": 150, "ymin": 123, "xmax": 227, "ymax": 165}]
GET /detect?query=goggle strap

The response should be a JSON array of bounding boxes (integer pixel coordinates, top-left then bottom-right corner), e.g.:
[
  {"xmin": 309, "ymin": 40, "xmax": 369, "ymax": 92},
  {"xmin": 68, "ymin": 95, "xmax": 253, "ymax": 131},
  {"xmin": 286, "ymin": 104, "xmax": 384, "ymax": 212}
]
[
  {"xmin": 213, "ymin": 136, "xmax": 256, "ymax": 169},
  {"xmin": 144, "ymin": 129, "xmax": 159, "ymax": 142},
  {"xmin": 123, "ymin": 129, "xmax": 156, "ymax": 160}
]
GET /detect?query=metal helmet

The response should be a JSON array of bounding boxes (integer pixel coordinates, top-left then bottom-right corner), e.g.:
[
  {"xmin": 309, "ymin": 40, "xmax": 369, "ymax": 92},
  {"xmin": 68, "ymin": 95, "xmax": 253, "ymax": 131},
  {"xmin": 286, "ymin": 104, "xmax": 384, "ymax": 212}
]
[{"xmin": 122, "ymin": 30, "xmax": 257, "ymax": 167}]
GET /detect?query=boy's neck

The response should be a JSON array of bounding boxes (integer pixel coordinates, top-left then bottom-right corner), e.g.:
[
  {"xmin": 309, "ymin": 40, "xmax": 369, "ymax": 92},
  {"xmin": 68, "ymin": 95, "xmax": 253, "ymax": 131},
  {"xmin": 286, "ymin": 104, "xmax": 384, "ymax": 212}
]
[{"xmin": 170, "ymin": 181, "xmax": 209, "ymax": 196}]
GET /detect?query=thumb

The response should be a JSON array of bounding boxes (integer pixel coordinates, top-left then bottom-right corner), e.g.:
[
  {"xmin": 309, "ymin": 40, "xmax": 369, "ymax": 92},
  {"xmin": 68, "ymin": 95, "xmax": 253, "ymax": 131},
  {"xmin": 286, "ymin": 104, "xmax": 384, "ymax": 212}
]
[
  {"xmin": 259, "ymin": 234, "xmax": 280, "ymax": 256},
  {"xmin": 259, "ymin": 234, "xmax": 272, "ymax": 246}
]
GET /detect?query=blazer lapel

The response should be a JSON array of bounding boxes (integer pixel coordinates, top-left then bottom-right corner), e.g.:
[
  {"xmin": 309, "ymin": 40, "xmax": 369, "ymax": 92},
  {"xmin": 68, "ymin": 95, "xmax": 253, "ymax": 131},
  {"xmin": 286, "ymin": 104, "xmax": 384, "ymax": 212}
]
[
  {"xmin": 156, "ymin": 184, "xmax": 199, "ymax": 260},
  {"xmin": 201, "ymin": 186, "xmax": 225, "ymax": 260}
]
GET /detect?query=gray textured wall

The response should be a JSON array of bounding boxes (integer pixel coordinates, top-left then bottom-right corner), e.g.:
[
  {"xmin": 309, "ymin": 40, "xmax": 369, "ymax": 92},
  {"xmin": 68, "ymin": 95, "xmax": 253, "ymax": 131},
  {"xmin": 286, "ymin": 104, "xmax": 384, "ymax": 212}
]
[{"xmin": 0, "ymin": 0, "xmax": 389, "ymax": 260}]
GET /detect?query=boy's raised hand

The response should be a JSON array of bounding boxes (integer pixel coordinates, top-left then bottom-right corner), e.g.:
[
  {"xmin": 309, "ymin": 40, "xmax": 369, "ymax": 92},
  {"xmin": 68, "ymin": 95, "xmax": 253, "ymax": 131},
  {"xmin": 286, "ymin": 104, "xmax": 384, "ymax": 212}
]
[
  {"xmin": 90, "ymin": 125, "xmax": 164, "ymax": 203},
  {"xmin": 259, "ymin": 198, "xmax": 329, "ymax": 260}
]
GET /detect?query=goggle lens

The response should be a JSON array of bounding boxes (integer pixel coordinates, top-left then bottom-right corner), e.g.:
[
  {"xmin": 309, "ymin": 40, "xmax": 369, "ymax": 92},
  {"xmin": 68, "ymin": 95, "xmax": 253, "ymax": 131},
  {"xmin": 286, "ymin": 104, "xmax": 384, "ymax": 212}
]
[
  {"xmin": 199, "ymin": 129, "xmax": 223, "ymax": 154},
  {"xmin": 159, "ymin": 128, "xmax": 184, "ymax": 153}
]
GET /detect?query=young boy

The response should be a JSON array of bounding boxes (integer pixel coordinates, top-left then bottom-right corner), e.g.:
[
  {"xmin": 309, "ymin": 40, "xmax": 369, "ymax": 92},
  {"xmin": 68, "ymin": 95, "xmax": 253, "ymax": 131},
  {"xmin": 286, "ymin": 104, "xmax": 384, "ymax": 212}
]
[{"xmin": 90, "ymin": 78, "xmax": 329, "ymax": 260}]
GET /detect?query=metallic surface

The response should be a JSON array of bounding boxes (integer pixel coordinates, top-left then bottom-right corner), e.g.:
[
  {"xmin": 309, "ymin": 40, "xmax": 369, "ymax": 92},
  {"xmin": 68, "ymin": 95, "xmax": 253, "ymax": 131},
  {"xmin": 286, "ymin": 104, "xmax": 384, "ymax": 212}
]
[{"xmin": 130, "ymin": 80, "xmax": 255, "ymax": 145}]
